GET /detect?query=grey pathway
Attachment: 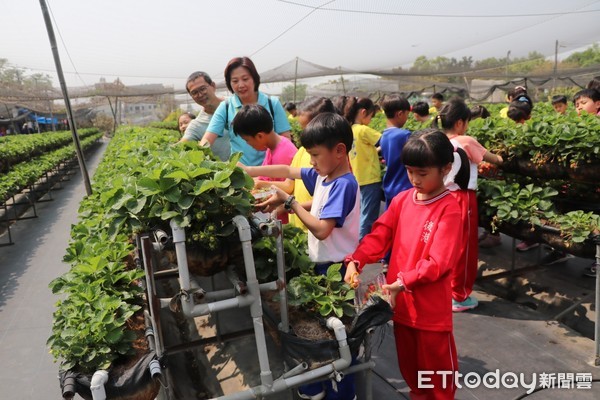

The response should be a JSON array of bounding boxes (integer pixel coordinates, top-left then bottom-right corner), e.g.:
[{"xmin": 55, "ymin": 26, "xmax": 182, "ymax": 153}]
[{"xmin": 0, "ymin": 139, "xmax": 108, "ymax": 398}]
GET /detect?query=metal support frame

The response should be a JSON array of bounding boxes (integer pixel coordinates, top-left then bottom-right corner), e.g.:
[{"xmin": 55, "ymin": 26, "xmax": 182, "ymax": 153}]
[{"xmin": 137, "ymin": 215, "xmax": 376, "ymax": 399}]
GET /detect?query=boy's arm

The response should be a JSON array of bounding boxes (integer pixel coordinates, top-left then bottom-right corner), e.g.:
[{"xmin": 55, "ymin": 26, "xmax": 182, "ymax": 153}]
[
  {"xmin": 286, "ymin": 198, "xmax": 335, "ymax": 240},
  {"xmin": 241, "ymin": 164, "xmax": 302, "ymax": 180},
  {"xmin": 254, "ymin": 178, "xmax": 294, "ymax": 194}
]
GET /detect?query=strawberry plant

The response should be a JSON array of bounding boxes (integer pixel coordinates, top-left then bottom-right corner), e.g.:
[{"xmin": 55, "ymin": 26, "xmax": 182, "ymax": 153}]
[
  {"xmin": 49, "ymin": 125, "xmax": 257, "ymax": 373},
  {"xmin": 287, "ymin": 264, "xmax": 355, "ymax": 318}
]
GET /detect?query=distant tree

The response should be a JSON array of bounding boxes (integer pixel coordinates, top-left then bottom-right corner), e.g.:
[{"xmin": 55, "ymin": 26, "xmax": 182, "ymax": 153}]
[
  {"xmin": 281, "ymin": 83, "xmax": 307, "ymax": 103},
  {"xmin": 563, "ymin": 43, "xmax": 600, "ymax": 67}
]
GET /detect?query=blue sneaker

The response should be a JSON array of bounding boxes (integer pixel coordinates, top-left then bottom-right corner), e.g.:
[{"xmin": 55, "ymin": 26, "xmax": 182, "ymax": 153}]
[{"xmin": 452, "ymin": 296, "xmax": 478, "ymax": 312}]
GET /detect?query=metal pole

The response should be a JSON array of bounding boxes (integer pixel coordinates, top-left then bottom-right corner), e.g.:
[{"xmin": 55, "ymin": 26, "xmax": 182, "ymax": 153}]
[
  {"xmin": 293, "ymin": 57, "xmax": 298, "ymax": 103},
  {"xmin": 553, "ymin": 40, "xmax": 559, "ymax": 91},
  {"xmin": 39, "ymin": 0, "xmax": 92, "ymax": 195}
]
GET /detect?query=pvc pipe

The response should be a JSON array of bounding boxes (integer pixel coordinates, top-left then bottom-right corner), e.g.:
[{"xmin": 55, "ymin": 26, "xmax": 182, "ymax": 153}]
[
  {"xmin": 170, "ymin": 220, "xmax": 193, "ymax": 318},
  {"xmin": 210, "ymin": 317, "xmax": 354, "ymax": 400},
  {"xmin": 90, "ymin": 370, "xmax": 109, "ymax": 400},
  {"xmin": 233, "ymin": 216, "xmax": 274, "ymax": 388},
  {"xmin": 275, "ymin": 220, "xmax": 289, "ymax": 333}
]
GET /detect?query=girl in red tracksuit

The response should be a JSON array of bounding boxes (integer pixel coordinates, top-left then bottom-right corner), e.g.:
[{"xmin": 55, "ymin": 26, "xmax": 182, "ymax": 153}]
[{"xmin": 345, "ymin": 129, "xmax": 463, "ymax": 400}]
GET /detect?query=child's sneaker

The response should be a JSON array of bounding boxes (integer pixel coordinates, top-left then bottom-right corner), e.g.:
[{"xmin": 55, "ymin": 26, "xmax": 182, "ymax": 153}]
[
  {"xmin": 452, "ymin": 296, "xmax": 479, "ymax": 312},
  {"xmin": 516, "ymin": 241, "xmax": 539, "ymax": 252}
]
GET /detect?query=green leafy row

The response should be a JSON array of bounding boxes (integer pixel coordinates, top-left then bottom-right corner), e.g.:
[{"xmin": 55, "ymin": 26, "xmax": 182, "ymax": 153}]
[
  {"xmin": 49, "ymin": 126, "xmax": 256, "ymax": 373},
  {"xmin": 478, "ymin": 179, "xmax": 600, "ymax": 244},
  {"xmin": 0, "ymin": 132, "xmax": 103, "ymax": 202},
  {"xmin": 0, "ymin": 128, "xmax": 100, "ymax": 171},
  {"xmin": 469, "ymin": 106, "xmax": 600, "ymax": 167}
]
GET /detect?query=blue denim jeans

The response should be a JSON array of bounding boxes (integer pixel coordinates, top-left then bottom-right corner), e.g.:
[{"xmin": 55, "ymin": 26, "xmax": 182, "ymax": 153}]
[{"xmin": 359, "ymin": 182, "xmax": 382, "ymax": 240}]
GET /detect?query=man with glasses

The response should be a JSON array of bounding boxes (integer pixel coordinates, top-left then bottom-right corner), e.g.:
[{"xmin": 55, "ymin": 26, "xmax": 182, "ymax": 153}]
[{"xmin": 179, "ymin": 71, "xmax": 230, "ymax": 160}]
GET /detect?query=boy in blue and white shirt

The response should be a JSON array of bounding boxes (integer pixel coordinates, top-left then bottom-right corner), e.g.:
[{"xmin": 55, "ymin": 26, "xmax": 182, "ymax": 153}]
[{"xmin": 242, "ymin": 112, "xmax": 359, "ymax": 399}]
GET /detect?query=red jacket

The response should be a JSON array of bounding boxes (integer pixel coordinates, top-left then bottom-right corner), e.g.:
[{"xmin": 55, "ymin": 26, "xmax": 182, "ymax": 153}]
[{"xmin": 346, "ymin": 189, "xmax": 462, "ymax": 331}]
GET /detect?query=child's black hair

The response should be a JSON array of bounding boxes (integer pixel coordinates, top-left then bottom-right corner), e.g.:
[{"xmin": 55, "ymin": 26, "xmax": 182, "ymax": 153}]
[
  {"xmin": 431, "ymin": 97, "xmax": 471, "ymax": 130},
  {"xmin": 401, "ymin": 129, "xmax": 454, "ymax": 169},
  {"xmin": 551, "ymin": 95, "xmax": 568, "ymax": 105},
  {"xmin": 431, "ymin": 92, "xmax": 444, "ymax": 102},
  {"xmin": 469, "ymin": 105, "xmax": 490, "ymax": 120},
  {"xmin": 412, "ymin": 101, "xmax": 430, "ymax": 117},
  {"xmin": 343, "ymin": 97, "xmax": 376, "ymax": 124},
  {"xmin": 300, "ymin": 112, "xmax": 353, "ymax": 153},
  {"xmin": 507, "ymin": 86, "xmax": 527, "ymax": 101},
  {"xmin": 179, "ymin": 112, "xmax": 196, "ymax": 120},
  {"xmin": 331, "ymin": 95, "xmax": 350, "ymax": 116},
  {"xmin": 298, "ymin": 96, "xmax": 336, "ymax": 120},
  {"xmin": 402, "ymin": 129, "xmax": 470, "ymax": 189},
  {"xmin": 586, "ymin": 76, "xmax": 600, "ymax": 91},
  {"xmin": 381, "ymin": 94, "xmax": 410, "ymax": 118},
  {"xmin": 285, "ymin": 102, "xmax": 297, "ymax": 112},
  {"xmin": 507, "ymin": 99, "xmax": 533, "ymax": 122},
  {"xmin": 231, "ymin": 104, "xmax": 273, "ymax": 137},
  {"xmin": 573, "ymin": 88, "xmax": 600, "ymax": 103}
]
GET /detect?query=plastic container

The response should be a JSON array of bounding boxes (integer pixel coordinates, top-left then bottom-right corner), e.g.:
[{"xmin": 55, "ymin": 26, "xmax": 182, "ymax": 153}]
[{"xmin": 354, "ymin": 264, "xmax": 389, "ymax": 311}]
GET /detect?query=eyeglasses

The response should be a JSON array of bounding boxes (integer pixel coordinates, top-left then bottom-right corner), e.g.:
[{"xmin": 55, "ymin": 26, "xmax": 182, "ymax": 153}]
[{"xmin": 190, "ymin": 85, "xmax": 209, "ymax": 97}]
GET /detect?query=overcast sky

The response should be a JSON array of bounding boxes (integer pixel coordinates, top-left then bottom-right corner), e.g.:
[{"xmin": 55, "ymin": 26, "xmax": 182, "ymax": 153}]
[{"xmin": 2, "ymin": 0, "xmax": 599, "ymax": 91}]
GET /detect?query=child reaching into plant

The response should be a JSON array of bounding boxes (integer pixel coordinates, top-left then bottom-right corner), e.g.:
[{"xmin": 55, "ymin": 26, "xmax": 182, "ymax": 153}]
[
  {"xmin": 344, "ymin": 129, "xmax": 463, "ymax": 400},
  {"xmin": 344, "ymin": 97, "xmax": 382, "ymax": 239},
  {"xmin": 434, "ymin": 98, "xmax": 503, "ymax": 312},
  {"xmin": 241, "ymin": 112, "xmax": 359, "ymax": 400},
  {"xmin": 233, "ymin": 104, "xmax": 298, "ymax": 223}
]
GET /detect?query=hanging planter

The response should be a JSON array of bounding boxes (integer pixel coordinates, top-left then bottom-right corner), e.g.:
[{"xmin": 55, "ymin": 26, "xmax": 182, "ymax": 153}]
[{"xmin": 567, "ymin": 161, "xmax": 600, "ymax": 184}]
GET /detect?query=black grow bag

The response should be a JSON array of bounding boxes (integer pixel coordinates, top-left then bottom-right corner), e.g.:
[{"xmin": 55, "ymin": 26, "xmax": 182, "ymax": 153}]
[
  {"xmin": 59, "ymin": 351, "xmax": 160, "ymax": 400},
  {"xmin": 263, "ymin": 296, "xmax": 393, "ymax": 369}
]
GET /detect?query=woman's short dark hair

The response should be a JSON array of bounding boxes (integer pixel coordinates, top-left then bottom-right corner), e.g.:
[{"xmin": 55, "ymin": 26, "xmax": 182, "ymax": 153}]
[
  {"xmin": 401, "ymin": 129, "xmax": 454, "ymax": 168},
  {"xmin": 301, "ymin": 112, "xmax": 353, "ymax": 152},
  {"xmin": 224, "ymin": 57, "xmax": 260, "ymax": 93}
]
